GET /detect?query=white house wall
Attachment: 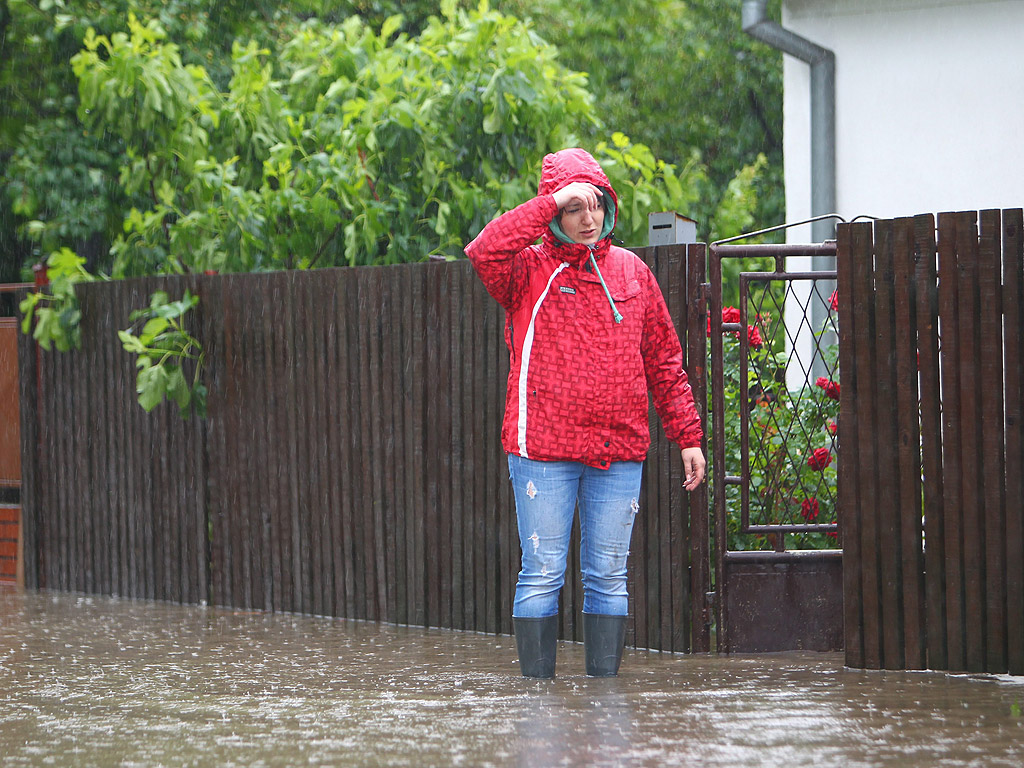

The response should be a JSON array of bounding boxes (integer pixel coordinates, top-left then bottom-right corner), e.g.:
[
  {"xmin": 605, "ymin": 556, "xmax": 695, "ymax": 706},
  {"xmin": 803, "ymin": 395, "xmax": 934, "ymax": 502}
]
[
  {"xmin": 782, "ymin": 0, "xmax": 1024, "ymax": 238},
  {"xmin": 777, "ymin": 0, "xmax": 1023, "ymax": 390}
]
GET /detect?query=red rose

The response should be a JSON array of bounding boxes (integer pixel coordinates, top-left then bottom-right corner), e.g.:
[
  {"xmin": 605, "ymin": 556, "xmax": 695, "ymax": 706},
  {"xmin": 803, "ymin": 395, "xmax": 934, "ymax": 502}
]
[
  {"xmin": 829, "ymin": 289, "xmax": 838, "ymax": 311},
  {"xmin": 828, "ymin": 421, "xmax": 837, "ymax": 435},
  {"xmin": 747, "ymin": 325, "xmax": 763, "ymax": 349},
  {"xmin": 800, "ymin": 497, "xmax": 820, "ymax": 522},
  {"xmin": 708, "ymin": 307, "xmax": 744, "ymax": 337},
  {"xmin": 815, "ymin": 377, "xmax": 840, "ymax": 401},
  {"xmin": 807, "ymin": 447, "xmax": 832, "ymax": 471}
]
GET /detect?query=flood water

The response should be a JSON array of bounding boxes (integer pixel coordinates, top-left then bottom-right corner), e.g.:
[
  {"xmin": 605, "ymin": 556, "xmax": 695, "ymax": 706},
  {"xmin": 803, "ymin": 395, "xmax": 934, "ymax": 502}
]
[{"xmin": 2, "ymin": 587, "xmax": 1023, "ymax": 767}]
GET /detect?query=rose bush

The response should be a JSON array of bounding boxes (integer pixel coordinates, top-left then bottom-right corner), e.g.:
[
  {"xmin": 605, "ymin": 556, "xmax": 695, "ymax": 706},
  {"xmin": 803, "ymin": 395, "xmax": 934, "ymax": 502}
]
[{"xmin": 710, "ymin": 299, "xmax": 839, "ymax": 551}]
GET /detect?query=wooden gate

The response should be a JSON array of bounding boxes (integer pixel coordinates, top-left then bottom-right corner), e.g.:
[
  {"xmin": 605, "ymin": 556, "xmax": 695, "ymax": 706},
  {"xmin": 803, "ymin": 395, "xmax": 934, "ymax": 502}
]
[
  {"xmin": 708, "ymin": 242, "xmax": 844, "ymax": 653},
  {"xmin": 838, "ymin": 209, "xmax": 1024, "ymax": 675}
]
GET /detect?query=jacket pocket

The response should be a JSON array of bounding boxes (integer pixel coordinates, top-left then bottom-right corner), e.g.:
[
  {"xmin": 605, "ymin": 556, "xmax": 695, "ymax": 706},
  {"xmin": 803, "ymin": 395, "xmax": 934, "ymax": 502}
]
[{"xmin": 609, "ymin": 279, "xmax": 642, "ymax": 303}]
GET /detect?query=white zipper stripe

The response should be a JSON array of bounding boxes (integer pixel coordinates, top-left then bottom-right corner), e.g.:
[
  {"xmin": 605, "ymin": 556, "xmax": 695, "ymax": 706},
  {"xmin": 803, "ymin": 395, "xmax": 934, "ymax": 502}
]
[{"xmin": 517, "ymin": 262, "xmax": 570, "ymax": 457}]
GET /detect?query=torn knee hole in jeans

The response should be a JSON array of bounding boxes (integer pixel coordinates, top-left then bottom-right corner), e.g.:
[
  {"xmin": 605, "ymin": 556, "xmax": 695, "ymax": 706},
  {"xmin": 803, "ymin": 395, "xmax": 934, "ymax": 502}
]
[
  {"xmin": 526, "ymin": 480, "xmax": 538, "ymax": 499},
  {"xmin": 528, "ymin": 531, "xmax": 540, "ymax": 552}
]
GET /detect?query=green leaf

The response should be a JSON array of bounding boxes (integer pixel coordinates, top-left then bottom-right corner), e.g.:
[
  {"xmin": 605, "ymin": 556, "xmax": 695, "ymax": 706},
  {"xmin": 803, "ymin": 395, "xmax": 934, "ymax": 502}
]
[
  {"xmin": 165, "ymin": 365, "xmax": 191, "ymax": 411},
  {"xmin": 140, "ymin": 317, "xmax": 170, "ymax": 344},
  {"xmin": 136, "ymin": 362, "xmax": 170, "ymax": 412},
  {"xmin": 118, "ymin": 330, "xmax": 149, "ymax": 355}
]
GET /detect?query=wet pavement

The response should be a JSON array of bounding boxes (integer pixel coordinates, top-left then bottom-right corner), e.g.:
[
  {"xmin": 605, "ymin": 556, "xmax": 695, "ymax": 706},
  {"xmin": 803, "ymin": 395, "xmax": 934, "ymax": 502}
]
[{"xmin": 2, "ymin": 587, "xmax": 1023, "ymax": 767}]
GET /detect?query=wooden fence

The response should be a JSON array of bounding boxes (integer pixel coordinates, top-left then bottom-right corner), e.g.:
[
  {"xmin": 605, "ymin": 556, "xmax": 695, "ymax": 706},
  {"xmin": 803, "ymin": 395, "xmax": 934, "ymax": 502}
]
[
  {"xmin": 17, "ymin": 245, "xmax": 708, "ymax": 653},
  {"xmin": 838, "ymin": 209, "xmax": 1024, "ymax": 674}
]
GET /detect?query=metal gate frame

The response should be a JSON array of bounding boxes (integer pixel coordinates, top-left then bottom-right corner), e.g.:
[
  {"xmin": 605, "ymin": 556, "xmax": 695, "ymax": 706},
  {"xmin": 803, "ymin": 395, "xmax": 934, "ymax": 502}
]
[{"xmin": 708, "ymin": 241, "xmax": 844, "ymax": 653}]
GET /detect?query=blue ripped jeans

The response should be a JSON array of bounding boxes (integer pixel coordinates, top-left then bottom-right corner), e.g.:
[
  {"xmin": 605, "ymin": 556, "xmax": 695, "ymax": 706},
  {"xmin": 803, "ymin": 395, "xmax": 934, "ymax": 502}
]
[{"xmin": 508, "ymin": 454, "xmax": 643, "ymax": 618}]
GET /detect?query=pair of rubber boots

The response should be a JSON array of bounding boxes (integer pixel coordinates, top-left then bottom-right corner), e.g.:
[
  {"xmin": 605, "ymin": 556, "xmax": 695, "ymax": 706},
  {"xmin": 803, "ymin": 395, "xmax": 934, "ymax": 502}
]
[{"xmin": 513, "ymin": 613, "xmax": 627, "ymax": 678}]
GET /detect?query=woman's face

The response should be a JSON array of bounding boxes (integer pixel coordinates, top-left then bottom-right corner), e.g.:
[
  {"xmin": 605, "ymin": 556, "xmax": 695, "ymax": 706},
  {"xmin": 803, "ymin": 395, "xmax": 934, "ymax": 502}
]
[{"xmin": 559, "ymin": 198, "xmax": 605, "ymax": 245}]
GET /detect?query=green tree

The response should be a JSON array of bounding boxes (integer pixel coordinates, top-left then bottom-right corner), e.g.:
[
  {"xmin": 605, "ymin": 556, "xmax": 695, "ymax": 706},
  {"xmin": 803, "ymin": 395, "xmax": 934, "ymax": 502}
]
[
  {"xmin": 3, "ymin": 0, "xmax": 779, "ymax": 279},
  {"xmin": 494, "ymin": 0, "xmax": 784, "ymax": 240},
  {"xmin": 69, "ymin": 5, "xmax": 707, "ymax": 275}
]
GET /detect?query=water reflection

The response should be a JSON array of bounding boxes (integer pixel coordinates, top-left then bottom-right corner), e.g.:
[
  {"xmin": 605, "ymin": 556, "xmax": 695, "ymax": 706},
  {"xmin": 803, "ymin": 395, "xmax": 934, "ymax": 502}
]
[{"xmin": 1, "ymin": 587, "xmax": 1023, "ymax": 767}]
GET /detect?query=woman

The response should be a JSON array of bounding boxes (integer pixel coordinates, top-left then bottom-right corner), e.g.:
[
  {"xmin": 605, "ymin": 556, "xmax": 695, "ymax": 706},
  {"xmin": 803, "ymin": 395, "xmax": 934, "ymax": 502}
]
[{"xmin": 465, "ymin": 148, "xmax": 705, "ymax": 678}]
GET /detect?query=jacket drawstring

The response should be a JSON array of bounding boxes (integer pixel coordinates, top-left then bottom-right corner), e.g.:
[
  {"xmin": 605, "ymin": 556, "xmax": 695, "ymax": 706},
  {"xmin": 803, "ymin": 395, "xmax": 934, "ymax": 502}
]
[{"xmin": 588, "ymin": 245, "xmax": 623, "ymax": 324}]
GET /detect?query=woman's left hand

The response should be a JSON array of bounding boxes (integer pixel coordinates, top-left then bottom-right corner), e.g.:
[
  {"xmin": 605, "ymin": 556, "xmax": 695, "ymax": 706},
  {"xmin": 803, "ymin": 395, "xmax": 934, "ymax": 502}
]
[{"xmin": 681, "ymin": 447, "xmax": 706, "ymax": 492}]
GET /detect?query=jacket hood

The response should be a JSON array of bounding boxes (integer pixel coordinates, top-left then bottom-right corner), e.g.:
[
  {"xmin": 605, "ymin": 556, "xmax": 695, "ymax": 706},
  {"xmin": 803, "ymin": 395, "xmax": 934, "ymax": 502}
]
[{"xmin": 539, "ymin": 148, "xmax": 619, "ymax": 260}]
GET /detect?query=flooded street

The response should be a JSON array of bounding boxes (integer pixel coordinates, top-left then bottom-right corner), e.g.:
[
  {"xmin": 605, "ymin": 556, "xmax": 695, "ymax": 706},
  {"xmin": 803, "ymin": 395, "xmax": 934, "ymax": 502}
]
[{"xmin": 1, "ymin": 587, "xmax": 1022, "ymax": 767}]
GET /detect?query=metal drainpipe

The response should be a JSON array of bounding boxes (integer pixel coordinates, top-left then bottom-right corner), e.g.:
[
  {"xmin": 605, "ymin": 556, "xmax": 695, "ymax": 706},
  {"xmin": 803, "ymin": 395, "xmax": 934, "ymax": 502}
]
[
  {"xmin": 742, "ymin": 0, "xmax": 836, "ymax": 245},
  {"xmin": 743, "ymin": 0, "xmax": 836, "ymax": 382}
]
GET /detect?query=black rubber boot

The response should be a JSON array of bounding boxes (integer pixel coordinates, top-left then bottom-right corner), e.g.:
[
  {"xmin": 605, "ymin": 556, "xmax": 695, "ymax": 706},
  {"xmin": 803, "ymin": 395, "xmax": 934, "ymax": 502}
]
[
  {"xmin": 583, "ymin": 613, "xmax": 628, "ymax": 677},
  {"xmin": 513, "ymin": 616, "xmax": 559, "ymax": 678}
]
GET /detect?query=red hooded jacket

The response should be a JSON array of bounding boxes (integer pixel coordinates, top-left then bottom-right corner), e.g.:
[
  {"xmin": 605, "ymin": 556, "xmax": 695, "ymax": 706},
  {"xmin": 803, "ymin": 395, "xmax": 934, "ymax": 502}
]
[{"xmin": 465, "ymin": 148, "xmax": 702, "ymax": 468}]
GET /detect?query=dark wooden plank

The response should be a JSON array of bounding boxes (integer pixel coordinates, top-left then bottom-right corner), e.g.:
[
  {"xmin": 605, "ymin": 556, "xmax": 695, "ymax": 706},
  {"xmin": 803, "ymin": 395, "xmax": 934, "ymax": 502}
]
[
  {"xmin": 186, "ymin": 274, "xmax": 208, "ymax": 605},
  {"xmin": 170, "ymin": 278, "xmax": 189, "ymax": 603},
  {"xmin": 290, "ymin": 273, "xmax": 315, "ymax": 615},
  {"xmin": 322, "ymin": 270, "xmax": 345, "ymax": 618},
  {"xmin": 223, "ymin": 274, "xmax": 248, "ymax": 608},
  {"xmin": 360, "ymin": 266, "xmax": 382, "ymax": 622},
  {"xmin": 913, "ymin": 214, "xmax": 946, "ymax": 670},
  {"xmin": 57, "ymin": 337, "xmax": 75, "ymax": 591},
  {"xmin": 145, "ymin": 278, "xmax": 163, "ymax": 599},
  {"xmin": 261, "ymin": 273, "xmax": 284, "ymax": 612},
  {"xmin": 294, "ymin": 271, "xmax": 316, "ymax": 615},
  {"xmin": 42, "ymin": 342, "xmax": 61, "ymax": 590},
  {"xmin": 707, "ymin": 242, "xmax": 728, "ymax": 651},
  {"xmin": 389, "ymin": 266, "xmax": 409, "ymax": 625},
  {"xmin": 313, "ymin": 272, "xmax": 336, "ymax": 617},
  {"xmin": 206, "ymin": 275, "xmax": 229, "ymax": 606},
  {"xmin": 497, "ymin": 320, "xmax": 515, "ymax": 638},
  {"xmin": 122, "ymin": 279, "xmax": 145, "ymax": 597},
  {"xmin": 646, "ymin": 387, "xmax": 663, "ymax": 649},
  {"xmin": 111, "ymin": 282, "xmax": 131, "ymax": 598},
  {"xmin": 937, "ymin": 211, "xmax": 967, "ymax": 671},
  {"xmin": 96, "ymin": 284, "xmax": 115, "ymax": 595},
  {"xmin": 300, "ymin": 272, "xmax": 323, "ymax": 617},
  {"xmin": 367, "ymin": 267, "xmax": 388, "ymax": 622},
  {"xmin": 850, "ymin": 221, "xmax": 882, "ymax": 668},
  {"xmin": 491, "ymin": 291, "xmax": 507, "ymax": 636},
  {"xmin": 438, "ymin": 263, "xmax": 455, "ymax": 629},
  {"xmin": 341, "ymin": 269, "xmax": 365, "ymax": 619},
  {"xmin": 16, "ymin": 287, "xmax": 40, "ymax": 588},
  {"xmin": 837, "ymin": 222, "xmax": 864, "ymax": 668},
  {"xmin": 978, "ymin": 209, "xmax": 1008, "ymax": 673},
  {"xmin": 286, "ymin": 273, "xmax": 308, "ymax": 613},
  {"xmin": 423, "ymin": 263, "xmax": 441, "ymax": 627},
  {"xmin": 378, "ymin": 266, "xmax": 398, "ymax": 625},
  {"xmin": 245, "ymin": 274, "xmax": 273, "ymax": 611},
  {"xmin": 399, "ymin": 265, "xmax": 419, "ymax": 626},
  {"xmin": 78, "ymin": 284, "xmax": 104, "ymax": 595},
  {"xmin": 872, "ymin": 219, "xmax": 904, "ymax": 669},
  {"xmin": 409, "ymin": 266, "xmax": 428, "ymax": 627},
  {"xmin": 338, "ymin": 269, "xmax": 359, "ymax": 618},
  {"xmin": 1002, "ymin": 209, "xmax": 1024, "ymax": 674},
  {"xmin": 953, "ymin": 211, "xmax": 985, "ymax": 673},
  {"xmin": 687, "ymin": 243, "xmax": 710, "ymax": 653},
  {"xmin": 70, "ymin": 317, "xmax": 88, "ymax": 593},
  {"xmin": 200, "ymin": 276, "xmax": 226, "ymax": 606},
  {"xmin": 447, "ymin": 264, "xmax": 466, "ymax": 629},
  {"xmin": 892, "ymin": 218, "xmax": 926, "ymax": 669},
  {"xmin": 467, "ymin": 272, "xmax": 485, "ymax": 632}
]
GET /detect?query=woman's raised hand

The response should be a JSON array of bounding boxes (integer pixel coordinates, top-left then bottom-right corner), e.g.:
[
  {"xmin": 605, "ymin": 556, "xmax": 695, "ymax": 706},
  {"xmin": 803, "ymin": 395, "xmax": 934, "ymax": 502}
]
[{"xmin": 551, "ymin": 182, "xmax": 603, "ymax": 212}]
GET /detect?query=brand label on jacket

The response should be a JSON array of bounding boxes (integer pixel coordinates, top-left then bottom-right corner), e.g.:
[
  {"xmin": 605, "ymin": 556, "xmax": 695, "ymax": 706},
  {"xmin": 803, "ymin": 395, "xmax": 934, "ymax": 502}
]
[{"xmin": 559, "ymin": 286, "xmax": 576, "ymax": 295}]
